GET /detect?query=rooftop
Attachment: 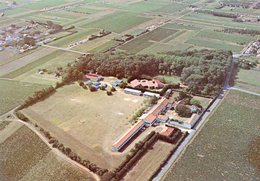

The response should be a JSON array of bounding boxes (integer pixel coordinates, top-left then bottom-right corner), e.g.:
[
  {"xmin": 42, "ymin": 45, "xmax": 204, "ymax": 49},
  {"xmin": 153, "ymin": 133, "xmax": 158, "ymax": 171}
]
[{"xmin": 113, "ymin": 120, "xmax": 144, "ymax": 150}]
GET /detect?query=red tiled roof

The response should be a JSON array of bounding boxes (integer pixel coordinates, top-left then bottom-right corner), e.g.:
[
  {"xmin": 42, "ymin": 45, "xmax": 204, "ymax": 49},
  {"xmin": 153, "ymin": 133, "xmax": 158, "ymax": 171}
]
[
  {"xmin": 149, "ymin": 97, "xmax": 169, "ymax": 116},
  {"xmin": 130, "ymin": 79, "xmax": 164, "ymax": 89},
  {"xmin": 113, "ymin": 120, "xmax": 144, "ymax": 150},
  {"xmin": 85, "ymin": 73, "xmax": 102, "ymax": 80},
  {"xmin": 144, "ymin": 114, "xmax": 157, "ymax": 124},
  {"xmin": 160, "ymin": 126, "xmax": 175, "ymax": 137}
]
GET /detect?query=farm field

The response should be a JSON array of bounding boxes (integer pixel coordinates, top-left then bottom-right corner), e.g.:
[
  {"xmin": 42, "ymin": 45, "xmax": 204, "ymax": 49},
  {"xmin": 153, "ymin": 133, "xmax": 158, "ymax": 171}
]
[
  {"xmin": 80, "ymin": 12, "xmax": 150, "ymax": 33},
  {"xmin": 119, "ymin": 28, "xmax": 178, "ymax": 54},
  {"xmin": 0, "ymin": 79, "xmax": 47, "ymax": 115},
  {"xmin": 0, "ymin": 121, "xmax": 94, "ymax": 181},
  {"xmin": 125, "ymin": 141, "xmax": 173, "ymax": 181},
  {"xmin": 164, "ymin": 90, "xmax": 260, "ymax": 181},
  {"xmin": 21, "ymin": 83, "xmax": 147, "ymax": 169}
]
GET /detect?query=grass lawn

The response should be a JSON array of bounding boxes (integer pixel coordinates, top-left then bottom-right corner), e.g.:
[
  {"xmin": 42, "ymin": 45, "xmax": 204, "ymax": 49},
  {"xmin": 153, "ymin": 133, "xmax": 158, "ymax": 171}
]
[
  {"xmin": 234, "ymin": 69, "xmax": 260, "ymax": 93},
  {"xmin": 164, "ymin": 90, "xmax": 260, "ymax": 181},
  {"xmin": 155, "ymin": 75, "xmax": 181, "ymax": 84},
  {"xmin": 0, "ymin": 122, "xmax": 94, "ymax": 181},
  {"xmin": 80, "ymin": 12, "xmax": 150, "ymax": 33},
  {"xmin": 0, "ymin": 79, "xmax": 47, "ymax": 115},
  {"xmin": 21, "ymin": 83, "xmax": 146, "ymax": 169}
]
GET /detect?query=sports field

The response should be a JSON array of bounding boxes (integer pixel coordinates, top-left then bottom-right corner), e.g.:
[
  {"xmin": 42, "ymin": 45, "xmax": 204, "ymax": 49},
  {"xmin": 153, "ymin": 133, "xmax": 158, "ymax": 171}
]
[
  {"xmin": 21, "ymin": 83, "xmax": 146, "ymax": 169},
  {"xmin": 164, "ymin": 90, "xmax": 260, "ymax": 181}
]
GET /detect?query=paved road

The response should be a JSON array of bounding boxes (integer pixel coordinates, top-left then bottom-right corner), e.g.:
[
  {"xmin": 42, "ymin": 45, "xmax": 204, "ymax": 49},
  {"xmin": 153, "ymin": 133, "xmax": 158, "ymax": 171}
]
[
  {"xmin": 229, "ymin": 87, "xmax": 260, "ymax": 96},
  {"xmin": 153, "ymin": 54, "xmax": 237, "ymax": 181}
]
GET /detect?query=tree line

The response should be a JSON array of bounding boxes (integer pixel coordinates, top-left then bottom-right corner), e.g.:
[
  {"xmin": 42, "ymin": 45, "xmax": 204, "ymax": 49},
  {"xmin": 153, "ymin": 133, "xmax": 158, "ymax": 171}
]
[{"xmin": 63, "ymin": 49, "xmax": 232, "ymax": 96}]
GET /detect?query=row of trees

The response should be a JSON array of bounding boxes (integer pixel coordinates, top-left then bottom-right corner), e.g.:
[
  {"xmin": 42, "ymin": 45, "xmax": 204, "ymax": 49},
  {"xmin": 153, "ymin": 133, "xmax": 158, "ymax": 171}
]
[
  {"xmin": 217, "ymin": 28, "xmax": 260, "ymax": 36},
  {"xmin": 195, "ymin": 10, "xmax": 238, "ymax": 18},
  {"xmin": 19, "ymin": 86, "xmax": 56, "ymax": 109},
  {"xmin": 66, "ymin": 50, "xmax": 231, "ymax": 96}
]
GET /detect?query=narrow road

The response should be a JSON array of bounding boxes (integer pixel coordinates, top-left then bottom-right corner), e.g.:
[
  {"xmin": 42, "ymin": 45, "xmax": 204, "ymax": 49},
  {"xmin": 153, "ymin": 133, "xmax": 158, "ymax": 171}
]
[
  {"xmin": 0, "ymin": 109, "xmax": 100, "ymax": 181},
  {"xmin": 42, "ymin": 45, "xmax": 87, "ymax": 55}
]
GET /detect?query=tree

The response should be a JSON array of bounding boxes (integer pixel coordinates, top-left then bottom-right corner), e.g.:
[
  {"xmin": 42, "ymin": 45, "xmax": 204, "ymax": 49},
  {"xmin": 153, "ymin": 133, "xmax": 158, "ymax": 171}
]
[
  {"xmin": 111, "ymin": 87, "xmax": 116, "ymax": 92},
  {"xmin": 106, "ymin": 90, "xmax": 112, "ymax": 96},
  {"xmin": 90, "ymin": 86, "xmax": 97, "ymax": 92},
  {"xmin": 190, "ymin": 98, "xmax": 201, "ymax": 106},
  {"xmin": 175, "ymin": 104, "xmax": 192, "ymax": 117}
]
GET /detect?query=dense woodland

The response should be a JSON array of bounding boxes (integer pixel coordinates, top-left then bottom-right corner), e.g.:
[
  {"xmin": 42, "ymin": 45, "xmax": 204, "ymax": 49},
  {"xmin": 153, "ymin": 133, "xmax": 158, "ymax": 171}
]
[{"xmin": 63, "ymin": 50, "xmax": 232, "ymax": 96}]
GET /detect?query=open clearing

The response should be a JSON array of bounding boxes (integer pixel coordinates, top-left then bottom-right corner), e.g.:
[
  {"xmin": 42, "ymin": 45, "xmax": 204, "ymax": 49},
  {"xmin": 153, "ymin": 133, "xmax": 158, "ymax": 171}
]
[
  {"xmin": 0, "ymin": 79, "xmax": 47, "ymax": 115},
  {"xmin": 21, "ymin": 83, "xmax": 146, "ymax": 169},
  {"xmin": 0, "ymin": 121, "xmax": 94, "ymax": 181},
  {"xmin": 164, "ymin": 90, "xmax": 260, "ymax": 181}
]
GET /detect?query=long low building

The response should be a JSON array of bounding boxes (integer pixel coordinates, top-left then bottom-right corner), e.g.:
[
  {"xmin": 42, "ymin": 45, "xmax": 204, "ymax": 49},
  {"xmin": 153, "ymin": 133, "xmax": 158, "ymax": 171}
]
[
  {"xmin": 143, "ymin": 91, "xmax": 160, "ymax": 98},
  {"xmin": 112, "ymin": 120, "xmax": 145, "ymax": 152},
  {"xmin": 124, "ymin": 88, "xmax": 142, "ymax": 96}
]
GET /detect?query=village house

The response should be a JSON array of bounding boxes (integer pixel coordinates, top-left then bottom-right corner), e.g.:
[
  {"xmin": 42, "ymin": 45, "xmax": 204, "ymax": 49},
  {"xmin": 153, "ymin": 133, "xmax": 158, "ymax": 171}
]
[
  {"xmin": 84, "ymin": 73, "xmax": 103, "ymax": 82},
  {"xmin": 130, "ymin": 79, "xmax": 164, "ymax": 89}
]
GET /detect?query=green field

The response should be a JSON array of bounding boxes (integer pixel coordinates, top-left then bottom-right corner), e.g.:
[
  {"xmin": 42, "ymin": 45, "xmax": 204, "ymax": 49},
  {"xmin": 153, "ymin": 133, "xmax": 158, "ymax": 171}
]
[
  {"xmin": 164, "ymin": 90, "xmax": 260, "ymax": 181},
  {"xmin": 0, "ymin": 79, "xmax": 47, "ymax": 115},
  {"xmin": 80, "ymin": 12, "xmax": 150, "ymax": 33},
  {"xmin": 186, "ymin": 37, "xmax": 243, "ymax": 52}
]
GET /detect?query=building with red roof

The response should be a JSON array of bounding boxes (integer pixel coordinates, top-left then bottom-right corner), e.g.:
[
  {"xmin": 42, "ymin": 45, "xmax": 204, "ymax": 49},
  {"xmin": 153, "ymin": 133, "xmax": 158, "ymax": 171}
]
[
  {"xmin": 143, "ymin": 97, "xmax": 169, "ymax": 126},
  {"xmin": 130, "ymin": 79, "xmax": 164, "ymax": 89},
  {"xmin": 160, "ymin": 126, "xmax": 175, "ymax": 137},
  {"xmin": 84, "ymin": 73, "xmax": 103, "ymax": 82}
]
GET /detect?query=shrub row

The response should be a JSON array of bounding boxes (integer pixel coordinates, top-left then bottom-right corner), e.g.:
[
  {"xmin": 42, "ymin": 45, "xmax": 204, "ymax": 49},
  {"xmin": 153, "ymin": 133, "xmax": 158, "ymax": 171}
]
[
  {"xmin": 19, "ymin": 86, "xmax": 56, "ymax": 110},
  {"xmin": 38, "ymin": 127, "xmax": 108, "ymax": 176}
]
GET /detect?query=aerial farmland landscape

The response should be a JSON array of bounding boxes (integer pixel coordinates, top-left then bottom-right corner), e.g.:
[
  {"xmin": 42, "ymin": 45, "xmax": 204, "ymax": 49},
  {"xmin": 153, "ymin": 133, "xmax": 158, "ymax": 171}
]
[{"xmin": 0, "ymin": 0, "xmax": 259, "ymax": 181}]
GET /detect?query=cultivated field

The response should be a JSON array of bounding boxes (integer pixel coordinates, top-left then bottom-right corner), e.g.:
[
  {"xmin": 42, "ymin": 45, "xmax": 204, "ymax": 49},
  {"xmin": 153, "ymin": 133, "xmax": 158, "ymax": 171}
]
[
  {"xmin": 164, "ymin": 90, "xmax": 260, "ymax": 181},
  {"xmin": 21, "ymin": 83, "xmax": 147, "ymax": 168},
  {"xmin": 0, "ymin": 121, "xmax": 94, "ymax": 181}
]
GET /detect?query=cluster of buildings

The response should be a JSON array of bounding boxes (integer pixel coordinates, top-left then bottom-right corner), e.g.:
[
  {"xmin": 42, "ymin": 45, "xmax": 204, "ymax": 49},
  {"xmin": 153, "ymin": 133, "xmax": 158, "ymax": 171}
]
[
  {"xmin": 84, "ymin": 73, "xmax": 106, "ymax": 89},
  {"xmin": 0, "ymin": 20, "xmax": 66, "ymax": 53},
  {"xmin": 112, "ymin": 97, "xmax": 171, "ymax": 152},
  {"xmin": 244, "ymin": 41, "xmax": 260, "ymax": 57}
]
